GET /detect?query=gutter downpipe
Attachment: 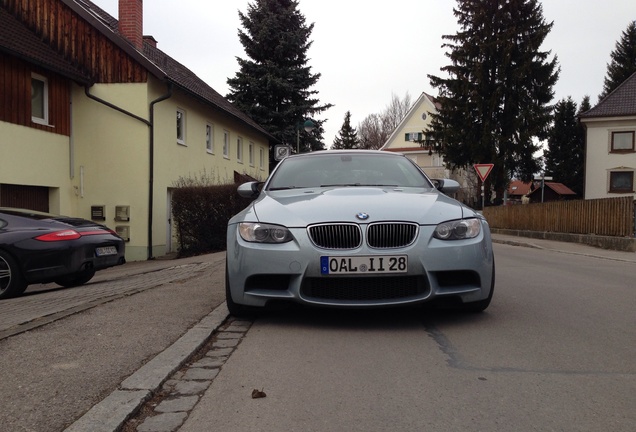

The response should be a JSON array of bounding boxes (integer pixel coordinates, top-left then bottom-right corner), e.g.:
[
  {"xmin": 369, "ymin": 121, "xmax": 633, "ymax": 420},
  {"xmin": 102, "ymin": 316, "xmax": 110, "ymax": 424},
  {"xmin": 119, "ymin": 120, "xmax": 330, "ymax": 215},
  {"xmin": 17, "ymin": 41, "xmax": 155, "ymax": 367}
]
[
  {"xmin": 147, "ymin": 83, "xmax": 174, "ymax": 260},
  {"xmin": 84, "ymin": 82, "xmax": 173, "ymax": 260}
]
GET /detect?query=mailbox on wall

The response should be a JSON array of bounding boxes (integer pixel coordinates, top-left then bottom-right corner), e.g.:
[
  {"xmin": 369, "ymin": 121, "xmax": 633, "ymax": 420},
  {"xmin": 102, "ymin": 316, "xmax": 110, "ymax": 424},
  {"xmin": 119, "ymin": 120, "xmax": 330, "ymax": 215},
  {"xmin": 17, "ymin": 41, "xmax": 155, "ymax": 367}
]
[
  {"xmin": 115, "ymin": 206, "xmax": 130, "ymax": 222},
  {"xmin": 115, "ymin": 225, "xmax": 130, "ymax": 242},
  {"xmin": 91, "ymin": 205, "xmax": 105, "ymax": 221}
]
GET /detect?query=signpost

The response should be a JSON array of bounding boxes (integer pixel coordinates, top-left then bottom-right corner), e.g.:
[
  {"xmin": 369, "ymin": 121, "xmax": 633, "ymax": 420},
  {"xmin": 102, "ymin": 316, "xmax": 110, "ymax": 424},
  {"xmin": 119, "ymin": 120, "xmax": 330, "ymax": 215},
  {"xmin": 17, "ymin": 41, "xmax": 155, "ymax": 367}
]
[
  {"xmin": 474, "ymin": 164, "xmax": 494, "ymax": 209},
  {"xmin": 534, "ymin": 174, "xmax": 553, "ymax": 203}
]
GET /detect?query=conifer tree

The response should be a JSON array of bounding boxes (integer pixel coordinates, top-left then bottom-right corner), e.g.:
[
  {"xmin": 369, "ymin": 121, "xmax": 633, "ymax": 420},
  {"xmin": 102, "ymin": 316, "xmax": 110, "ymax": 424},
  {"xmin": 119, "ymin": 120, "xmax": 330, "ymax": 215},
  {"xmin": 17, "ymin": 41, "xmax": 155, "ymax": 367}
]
[
  {"xmin": 599, "ymin": 21, "xmax": 636, "ymax": 101},
  {"xmin": 226, "ymin": 0, "xmax": 332, "ymax": 154},
  {"xmin": 332, "ymin": 111, "xmax": 360, "ymax": 149},
  {"xmin": 544, "ymin": 96, "xmax": 589, "ymax": 197},
  {"xmin": 428, "ymin": 0, "xmax": 559, "ymax": 202}
]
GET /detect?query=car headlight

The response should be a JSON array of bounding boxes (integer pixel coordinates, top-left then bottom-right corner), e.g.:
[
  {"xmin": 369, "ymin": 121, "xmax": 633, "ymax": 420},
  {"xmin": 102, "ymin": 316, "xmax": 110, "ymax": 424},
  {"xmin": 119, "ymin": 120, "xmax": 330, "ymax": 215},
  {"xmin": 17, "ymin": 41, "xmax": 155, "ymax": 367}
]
[
  {"xmin": 433, "ymin": 218, "xmax": 481, "ymax": 240},
  {"xmin": 238, "ymin": 222, "xmax": 293, "ymax": 243}
]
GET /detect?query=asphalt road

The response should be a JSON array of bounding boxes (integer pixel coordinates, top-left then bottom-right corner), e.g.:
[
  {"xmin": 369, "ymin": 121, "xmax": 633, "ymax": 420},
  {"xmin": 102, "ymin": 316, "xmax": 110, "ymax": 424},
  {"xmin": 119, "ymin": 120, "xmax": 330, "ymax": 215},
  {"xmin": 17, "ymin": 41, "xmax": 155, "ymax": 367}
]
[
  {"xmin": 180, "ymin": 242, "xmax": 636, "ymax": 432},
  {"xmin": 1, "ymin": 238, "xmax": 635, "ymax": 432}
]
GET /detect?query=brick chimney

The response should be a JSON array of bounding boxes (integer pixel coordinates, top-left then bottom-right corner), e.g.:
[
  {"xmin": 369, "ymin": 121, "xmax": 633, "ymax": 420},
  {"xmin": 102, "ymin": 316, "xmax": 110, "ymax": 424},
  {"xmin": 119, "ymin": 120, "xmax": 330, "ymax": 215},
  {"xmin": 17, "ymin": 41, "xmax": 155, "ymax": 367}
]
[{"xmin": 118, "ymin": 0, "xmax": 143, "ymax": 49}]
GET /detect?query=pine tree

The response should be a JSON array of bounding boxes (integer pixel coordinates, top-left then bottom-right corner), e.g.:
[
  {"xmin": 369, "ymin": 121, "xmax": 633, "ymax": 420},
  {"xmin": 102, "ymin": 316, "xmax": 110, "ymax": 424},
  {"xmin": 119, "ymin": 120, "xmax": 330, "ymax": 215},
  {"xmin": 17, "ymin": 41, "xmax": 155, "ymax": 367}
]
[
  {"xmin": 226, "ymin": 0, "xmax": 332, "ymax": 154},
  {"xmin": 428, "ymin": 0, "xmax": 559, "ymax": 202},
  {"xmin": 332, "ymin": 111, "xmax": 360, "ymax": 149},
  {"xmin": 599, "ymin": 20, "xmax": 636, "ymax": 101},
  {"xmin": 544, "ymin": 96, "xmax": 589, "ymax": 197}
]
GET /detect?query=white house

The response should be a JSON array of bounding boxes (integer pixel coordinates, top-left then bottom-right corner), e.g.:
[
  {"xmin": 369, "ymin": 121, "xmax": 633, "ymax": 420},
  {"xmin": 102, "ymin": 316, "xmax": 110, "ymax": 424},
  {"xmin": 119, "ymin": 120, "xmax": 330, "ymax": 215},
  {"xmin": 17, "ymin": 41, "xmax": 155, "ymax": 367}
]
[{"xmin": 580, "ymin": 71, "xmax": 636, "ymax": 200}]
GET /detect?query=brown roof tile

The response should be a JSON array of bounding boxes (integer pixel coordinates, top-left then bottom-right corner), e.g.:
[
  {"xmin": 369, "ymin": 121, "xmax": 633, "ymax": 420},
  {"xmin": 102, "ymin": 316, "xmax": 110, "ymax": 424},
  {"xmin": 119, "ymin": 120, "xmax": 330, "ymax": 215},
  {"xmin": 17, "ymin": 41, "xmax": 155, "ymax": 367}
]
[
  {"xmin": 527, "ymin": 182, "xmax": 576, "ymax": 197},
  {"xmin": 507, "ymin": 180, "xmax": 533, "ymax": 196},
  {"xmin": 580, "ymin": 71, "xmax": 636, "ymax": 118},
  {"xmin": 0, "ymin": 8, "xmax": 91, "ymax": 83}
]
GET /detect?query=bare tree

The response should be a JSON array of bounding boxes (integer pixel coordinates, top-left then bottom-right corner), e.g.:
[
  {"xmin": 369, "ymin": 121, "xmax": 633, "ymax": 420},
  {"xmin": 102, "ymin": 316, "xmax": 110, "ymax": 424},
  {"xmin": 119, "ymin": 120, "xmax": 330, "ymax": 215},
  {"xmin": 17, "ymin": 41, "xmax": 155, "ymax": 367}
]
[
  {"xmin": 358, "ymin": 114, "xmax": 386, "ymax": 149},
  {"xmin": 357, "ymin": 92, "xmax": 412, "ymax": 149}
]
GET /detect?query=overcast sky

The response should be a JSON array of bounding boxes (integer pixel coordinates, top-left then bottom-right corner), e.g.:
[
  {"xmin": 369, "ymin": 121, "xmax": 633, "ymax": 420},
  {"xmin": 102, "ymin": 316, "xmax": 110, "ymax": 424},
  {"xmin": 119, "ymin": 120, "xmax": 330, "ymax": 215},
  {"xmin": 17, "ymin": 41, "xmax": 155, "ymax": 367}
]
[{"xmin": 98, "ymin": 0, "xmax": 635, "ymax": 147}]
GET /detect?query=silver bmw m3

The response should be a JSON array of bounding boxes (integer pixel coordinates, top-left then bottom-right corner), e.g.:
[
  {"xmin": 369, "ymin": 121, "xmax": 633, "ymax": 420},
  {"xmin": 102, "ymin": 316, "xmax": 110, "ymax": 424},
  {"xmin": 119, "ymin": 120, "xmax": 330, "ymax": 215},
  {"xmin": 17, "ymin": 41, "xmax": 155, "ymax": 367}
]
[{"xmin": 226, "ymin": 150, "xmax": 494, "ymax": 316}]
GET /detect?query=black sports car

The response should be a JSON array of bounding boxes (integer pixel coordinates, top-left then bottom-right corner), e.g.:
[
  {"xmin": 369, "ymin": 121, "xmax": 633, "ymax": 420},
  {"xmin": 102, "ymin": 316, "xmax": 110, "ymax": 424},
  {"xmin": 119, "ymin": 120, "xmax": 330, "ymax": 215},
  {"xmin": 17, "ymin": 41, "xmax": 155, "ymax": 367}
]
[{"xmin": 0, "ymin": 207, "xmax": 126, "ymax": 299}]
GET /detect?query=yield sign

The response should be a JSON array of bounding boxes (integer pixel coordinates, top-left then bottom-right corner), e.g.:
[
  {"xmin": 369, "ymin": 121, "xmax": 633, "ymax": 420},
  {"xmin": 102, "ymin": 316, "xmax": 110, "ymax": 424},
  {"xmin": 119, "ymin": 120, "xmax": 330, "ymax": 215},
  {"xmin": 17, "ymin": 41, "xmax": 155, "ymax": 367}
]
[{"xmin": 474, "ymin": 164, "xmax": 494, "ymax": 182}]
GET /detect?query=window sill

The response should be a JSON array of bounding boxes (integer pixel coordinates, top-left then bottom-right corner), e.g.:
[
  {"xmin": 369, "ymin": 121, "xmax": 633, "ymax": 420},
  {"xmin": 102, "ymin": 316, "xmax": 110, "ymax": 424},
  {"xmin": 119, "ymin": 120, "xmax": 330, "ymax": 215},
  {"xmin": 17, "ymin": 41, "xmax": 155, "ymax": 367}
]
[{"xmin": 31, "ymin": 119, "xmax": 54, "ymax": 128}]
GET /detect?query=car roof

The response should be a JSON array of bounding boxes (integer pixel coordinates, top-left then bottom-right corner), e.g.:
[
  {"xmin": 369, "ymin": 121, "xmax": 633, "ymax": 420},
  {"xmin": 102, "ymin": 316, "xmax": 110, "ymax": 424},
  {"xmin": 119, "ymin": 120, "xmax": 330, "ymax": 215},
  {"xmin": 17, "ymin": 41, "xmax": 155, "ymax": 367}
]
[{"xmin": 285, "ymin": 150, "xmax": 405, "ymax": 159}]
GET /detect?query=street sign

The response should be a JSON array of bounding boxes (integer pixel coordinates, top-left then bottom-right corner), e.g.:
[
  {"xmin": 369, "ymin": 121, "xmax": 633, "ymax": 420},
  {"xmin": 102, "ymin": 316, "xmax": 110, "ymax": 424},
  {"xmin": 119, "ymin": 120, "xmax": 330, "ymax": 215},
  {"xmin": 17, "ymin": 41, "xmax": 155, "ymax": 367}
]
[
  {"xmin": 274, "ymin": 144, "xmax": 292, "ymax": 161},
  {"xmin": 474, "ymin": 164, "xmax": 494, "ymax": 182}
]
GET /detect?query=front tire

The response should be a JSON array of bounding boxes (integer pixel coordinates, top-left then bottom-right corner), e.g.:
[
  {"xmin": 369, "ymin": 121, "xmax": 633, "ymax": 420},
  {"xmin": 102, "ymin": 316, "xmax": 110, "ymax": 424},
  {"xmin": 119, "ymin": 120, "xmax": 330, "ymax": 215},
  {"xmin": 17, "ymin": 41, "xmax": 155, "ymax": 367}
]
[{"xmin": 0, "ymin": 250, "xmax": 27, "ymax": 300}]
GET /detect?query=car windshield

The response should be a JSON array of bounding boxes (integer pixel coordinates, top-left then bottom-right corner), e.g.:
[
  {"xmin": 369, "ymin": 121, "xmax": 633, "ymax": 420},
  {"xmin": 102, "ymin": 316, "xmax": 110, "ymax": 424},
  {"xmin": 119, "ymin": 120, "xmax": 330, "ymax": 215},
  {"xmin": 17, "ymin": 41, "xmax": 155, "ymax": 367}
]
[{"xmin": 267, "ymin": 153, "xmax": 433, "ymax": 190}]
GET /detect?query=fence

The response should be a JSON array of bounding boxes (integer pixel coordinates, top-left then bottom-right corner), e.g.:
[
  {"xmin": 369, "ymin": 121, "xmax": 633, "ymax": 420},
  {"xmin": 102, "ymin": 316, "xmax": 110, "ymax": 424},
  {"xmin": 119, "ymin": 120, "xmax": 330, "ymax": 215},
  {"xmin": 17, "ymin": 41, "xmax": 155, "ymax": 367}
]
[{"xmin": 482, "ymin": 196, "xmax": 635, "ymax": 238}]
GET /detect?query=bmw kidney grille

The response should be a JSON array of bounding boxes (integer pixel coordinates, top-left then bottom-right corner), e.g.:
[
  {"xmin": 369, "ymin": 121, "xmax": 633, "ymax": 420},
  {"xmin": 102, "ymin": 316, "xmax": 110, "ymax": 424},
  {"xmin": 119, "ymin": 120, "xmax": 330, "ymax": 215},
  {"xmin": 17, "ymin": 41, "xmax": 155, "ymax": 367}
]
[{"xmin": 308, "ymin": 223, "xmax": 418, "ymax": 250}]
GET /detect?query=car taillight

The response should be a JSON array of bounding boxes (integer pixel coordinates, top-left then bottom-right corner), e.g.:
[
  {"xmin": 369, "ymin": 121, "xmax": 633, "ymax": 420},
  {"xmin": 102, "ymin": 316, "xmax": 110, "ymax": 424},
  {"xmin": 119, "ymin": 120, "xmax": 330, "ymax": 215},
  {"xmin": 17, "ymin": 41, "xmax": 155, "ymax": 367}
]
[{"xmin": 35, "ymin": 230, "xmax": 82, "ymax": 241}]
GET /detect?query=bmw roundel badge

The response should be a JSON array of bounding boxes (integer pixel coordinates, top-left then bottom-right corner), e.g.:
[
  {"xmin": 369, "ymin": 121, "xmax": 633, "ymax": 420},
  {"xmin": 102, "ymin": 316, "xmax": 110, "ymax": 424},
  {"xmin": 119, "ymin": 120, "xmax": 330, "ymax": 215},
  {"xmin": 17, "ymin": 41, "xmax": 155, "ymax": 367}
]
[{"xmin": 356, "ymin": 212, "xmax": 370, "ymax": 220}]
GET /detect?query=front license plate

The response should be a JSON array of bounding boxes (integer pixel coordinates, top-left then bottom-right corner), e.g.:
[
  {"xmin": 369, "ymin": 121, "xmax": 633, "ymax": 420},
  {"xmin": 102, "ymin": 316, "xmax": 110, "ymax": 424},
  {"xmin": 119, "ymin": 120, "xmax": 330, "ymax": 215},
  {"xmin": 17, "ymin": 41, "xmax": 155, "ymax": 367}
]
[
  {"xmin": 320, "ymin": 255, "xmax": 408, "ymax": 275},
  {"xmin": 95, "ymin": 246, "xmax": 117, "ymax": 256}
]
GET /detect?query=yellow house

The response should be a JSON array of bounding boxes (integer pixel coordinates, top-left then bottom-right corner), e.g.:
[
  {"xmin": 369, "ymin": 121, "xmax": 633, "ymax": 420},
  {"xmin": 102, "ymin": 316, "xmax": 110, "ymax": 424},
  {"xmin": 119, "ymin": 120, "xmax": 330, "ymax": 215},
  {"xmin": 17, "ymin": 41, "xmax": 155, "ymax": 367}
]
[{"xmin": 0, "ymin": 0, "xmax": 274, "ymax": 261}]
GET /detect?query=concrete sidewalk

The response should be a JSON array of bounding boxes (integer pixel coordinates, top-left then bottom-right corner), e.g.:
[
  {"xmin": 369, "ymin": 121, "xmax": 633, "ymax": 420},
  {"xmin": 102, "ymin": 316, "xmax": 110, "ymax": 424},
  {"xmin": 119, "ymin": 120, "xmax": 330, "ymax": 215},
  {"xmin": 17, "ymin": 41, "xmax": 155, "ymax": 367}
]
[
  {"xmin": 491, "ymin": 232, "xmax": 636, "ymax": 263},
  {"xmin": 63, "ymin": 234, "xmax": 635, "ymax": 431}
]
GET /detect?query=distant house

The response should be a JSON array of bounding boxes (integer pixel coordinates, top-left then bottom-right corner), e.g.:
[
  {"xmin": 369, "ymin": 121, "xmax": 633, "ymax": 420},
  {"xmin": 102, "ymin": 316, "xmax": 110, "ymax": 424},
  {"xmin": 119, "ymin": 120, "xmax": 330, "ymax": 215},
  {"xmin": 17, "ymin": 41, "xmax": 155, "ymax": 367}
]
[
  {"xmin": 0, "ymin": 0, "xmax": 274, "ymax": 261},
  {"xmin": 527, "ymin": 182, "xmax": 577, "ymax": 203},
  {"xmin": 580, "ymin": 71, "xmax": 636, "ymax": 200},
  {"xmin": 507, "ymin": 180, "xmax": 534, "ymax": 203},
  {"xmin": 380, "ymin": 92, "xmax": 478, "ymax": 206}
]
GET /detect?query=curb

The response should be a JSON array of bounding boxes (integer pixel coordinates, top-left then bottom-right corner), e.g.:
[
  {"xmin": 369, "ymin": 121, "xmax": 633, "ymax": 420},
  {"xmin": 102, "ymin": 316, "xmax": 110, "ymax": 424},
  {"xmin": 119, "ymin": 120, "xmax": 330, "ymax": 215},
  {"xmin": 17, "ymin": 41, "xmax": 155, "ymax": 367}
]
[{"xmin": 64, "ymin": 303, "xmax": 230, "ymax": 432}]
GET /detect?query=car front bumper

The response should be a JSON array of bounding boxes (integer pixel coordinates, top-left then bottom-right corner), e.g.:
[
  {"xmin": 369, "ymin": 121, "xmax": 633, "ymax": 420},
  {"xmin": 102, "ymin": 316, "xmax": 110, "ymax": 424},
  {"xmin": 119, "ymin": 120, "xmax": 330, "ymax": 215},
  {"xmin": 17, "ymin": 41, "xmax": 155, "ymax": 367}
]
[{"xmin": 226, "ymin": 223, "xmax": 494, "ymax": 308}]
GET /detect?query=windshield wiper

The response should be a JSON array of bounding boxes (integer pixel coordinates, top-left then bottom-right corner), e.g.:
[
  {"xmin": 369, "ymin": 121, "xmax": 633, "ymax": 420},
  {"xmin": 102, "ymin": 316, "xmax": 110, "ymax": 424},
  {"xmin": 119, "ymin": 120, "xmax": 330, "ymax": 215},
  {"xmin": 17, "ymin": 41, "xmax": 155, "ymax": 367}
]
[{"xmin": 268, "ymin": 186, "xmax": 297, "ymax": 191}]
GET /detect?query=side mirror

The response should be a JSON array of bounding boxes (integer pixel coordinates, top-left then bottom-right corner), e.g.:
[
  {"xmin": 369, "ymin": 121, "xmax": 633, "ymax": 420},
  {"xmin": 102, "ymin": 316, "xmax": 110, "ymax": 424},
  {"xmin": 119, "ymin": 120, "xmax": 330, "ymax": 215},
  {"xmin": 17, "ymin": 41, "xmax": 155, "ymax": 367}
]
[
  {"xmin": 237, "ymin": 182, "xmax": 263, "ymax": 199},
  {"xmin": 431, "ymin": 178, "xmax": 460, "ymax": 194}
]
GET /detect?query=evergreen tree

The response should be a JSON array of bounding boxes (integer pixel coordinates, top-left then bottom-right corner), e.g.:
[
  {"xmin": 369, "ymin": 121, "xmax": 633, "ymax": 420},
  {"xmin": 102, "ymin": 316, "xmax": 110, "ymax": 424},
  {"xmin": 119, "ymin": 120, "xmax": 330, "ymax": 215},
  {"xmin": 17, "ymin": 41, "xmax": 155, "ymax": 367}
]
[
  {"xmin": 599, "ymin": 20, "xmax": 636, "ymax": 101},
  {"xmin": 544, "ymin": 96, "xmax": 589, "ymax": 197},
  {"xmin": 428, "ymin": 0, "xmax": 559, "ymax": 202},
  {"xmin": 226, "ymin": 0, "xmax": 332, "ymax": 155},
  {"xmin": 332, "ymin": 111, "xmax": 360, "ymax": 149}
]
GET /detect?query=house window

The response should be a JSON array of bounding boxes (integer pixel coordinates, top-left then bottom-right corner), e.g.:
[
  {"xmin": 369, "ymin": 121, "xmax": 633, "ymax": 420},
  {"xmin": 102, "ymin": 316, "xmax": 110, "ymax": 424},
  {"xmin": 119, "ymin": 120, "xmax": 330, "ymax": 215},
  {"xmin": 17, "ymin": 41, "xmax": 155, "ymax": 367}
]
[
  {"xmin": 259, "ymin": 148, "xmax": 264, "ymax": 169},
  {"xmin": 206, "ymin": 124, "xmax": 214, "ymax": 153},
  {"xmin": 249, "ymin": 142, "xmax": 254, "ymax": 166},
  {"xmin": 223, "ymin": 130, "xmax": 230, "ymax": 158},
  {"xmin": 405, "ymin": 132, "xmax": 423, "ymax": 142},
  {"xmin": 237, "ymin": 137, "xmax": 243, "ymax": 162},
  {"xmin": 31, "ymin": 74, "xmax": 49, "ymax": 125},
  {"xmin": 609, "ymin": 170, "xmax": 634, "ymax": 193},
  {"xmin": 176, "ymin": 109, "xmax": 186, "ymax": 145},
  {"xmin": 611, "ymin": 131, "xmax": 634, "ymax": 152}
]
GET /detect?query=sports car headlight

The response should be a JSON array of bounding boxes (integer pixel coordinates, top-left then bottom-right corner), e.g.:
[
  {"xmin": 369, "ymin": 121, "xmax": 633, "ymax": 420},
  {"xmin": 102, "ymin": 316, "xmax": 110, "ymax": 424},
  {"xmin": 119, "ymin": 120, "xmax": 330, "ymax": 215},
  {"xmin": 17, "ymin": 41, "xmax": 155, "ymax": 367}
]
[
  {"xmin": 433, "ymin": 218, "xmax": 481, "ymax": 240},
  {"xmin": 238, "ymin": 222, "xmax": 293, "ymax": 243}
]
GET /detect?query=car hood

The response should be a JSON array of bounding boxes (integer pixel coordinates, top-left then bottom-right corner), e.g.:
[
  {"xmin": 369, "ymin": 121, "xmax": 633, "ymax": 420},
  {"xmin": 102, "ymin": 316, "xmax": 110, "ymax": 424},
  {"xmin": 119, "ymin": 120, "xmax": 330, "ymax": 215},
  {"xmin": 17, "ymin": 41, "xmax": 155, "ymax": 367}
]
[{"xmin": 246, "ymin": 187, "xmax": 473, "ymax": 227}]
